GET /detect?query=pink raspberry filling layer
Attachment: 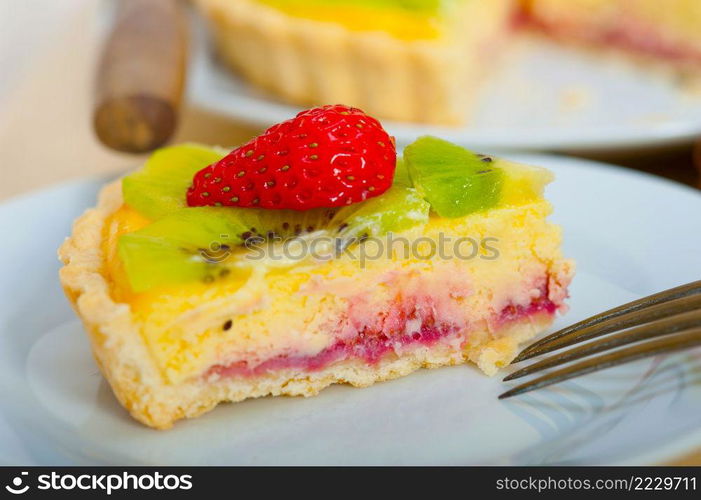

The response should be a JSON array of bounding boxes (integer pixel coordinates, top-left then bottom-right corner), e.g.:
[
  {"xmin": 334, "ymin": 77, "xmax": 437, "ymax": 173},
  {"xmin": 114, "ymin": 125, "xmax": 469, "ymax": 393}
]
[{"xmin": 207, "ymin": 290, "xmax": 559, "ymax": 380}]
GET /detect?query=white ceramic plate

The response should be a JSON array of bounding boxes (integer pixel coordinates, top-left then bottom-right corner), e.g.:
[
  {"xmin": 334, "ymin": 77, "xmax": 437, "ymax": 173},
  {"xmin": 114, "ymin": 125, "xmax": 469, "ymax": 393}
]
[
  {"xmin": 1, "ymin": 154, "xmax": 701, "ymax": 465},
  {"xmin": 188, "ymin": 29, "xmax": 701, "ymax": 152}
]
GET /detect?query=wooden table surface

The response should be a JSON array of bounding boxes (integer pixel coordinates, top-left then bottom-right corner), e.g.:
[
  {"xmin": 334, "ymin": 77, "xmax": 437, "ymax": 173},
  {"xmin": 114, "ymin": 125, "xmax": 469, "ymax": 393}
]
[{"xmin": 0, "ymin": 0, "xmax": 699, "ymax": 466}]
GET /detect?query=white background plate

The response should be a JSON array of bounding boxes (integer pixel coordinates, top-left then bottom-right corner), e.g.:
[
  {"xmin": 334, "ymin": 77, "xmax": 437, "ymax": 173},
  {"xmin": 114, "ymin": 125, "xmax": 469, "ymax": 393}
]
[
  {"xmin": 1, "ymin": 154, "xmax": 700, "ymax": 465},
  {"xmin": 189, "ymin": 26, "xmax": 701, "ymax": 152}
]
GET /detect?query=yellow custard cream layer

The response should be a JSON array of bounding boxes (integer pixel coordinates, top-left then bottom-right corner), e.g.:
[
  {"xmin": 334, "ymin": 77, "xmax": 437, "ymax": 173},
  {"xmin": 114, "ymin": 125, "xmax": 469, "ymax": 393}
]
[
  {"xmin": 103, "ymin": 158, "xmax": 570, "ymax": 385},
  {"xmin": 255, "ymin": 0, "xmax": 467, "ymax": 39}
]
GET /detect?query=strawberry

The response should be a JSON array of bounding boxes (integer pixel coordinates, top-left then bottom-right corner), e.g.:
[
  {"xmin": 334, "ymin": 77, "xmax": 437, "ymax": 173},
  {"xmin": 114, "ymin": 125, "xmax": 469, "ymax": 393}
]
[{"xmin": 186, "ymin": 105, "xmax": 397, "ymax": 210}]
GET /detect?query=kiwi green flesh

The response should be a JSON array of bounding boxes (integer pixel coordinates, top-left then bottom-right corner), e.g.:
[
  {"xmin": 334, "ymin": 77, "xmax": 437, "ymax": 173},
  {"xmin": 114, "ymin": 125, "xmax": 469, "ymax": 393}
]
[
  {"xmin": 332, "ymin": 186, "xmax": 429, "ymax": 242},
  {"xmin": 122, "ymin": 143, "xmax": 226, "ymax": 220},
  {"xmin": 118, "ymin": 235, "xmax": 233, "ymax": 293},
  {"xmin": 118, "ymin": 205, "xmax": 343, "ymax": 293},
  {"xmin": 404, "ymin": 136, "xmax": 504, "ymax": 218},
  {"xmin": 118, "ymin": 208, "xmax": 253, "ymax": 293},
  {"xmin": 392, "ymin": 157, "xmax": 412, "ymax": 188}
]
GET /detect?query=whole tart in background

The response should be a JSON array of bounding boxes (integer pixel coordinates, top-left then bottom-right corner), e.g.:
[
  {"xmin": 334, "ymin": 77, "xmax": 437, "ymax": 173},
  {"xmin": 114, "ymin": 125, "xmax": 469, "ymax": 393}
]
[
  {"xmin": 195, "ymin": 0, "xmax": 517, "ymax": 125},
  {"xmin": 196, "ymin": 0, "xmax": 701, "ymax": 127}
]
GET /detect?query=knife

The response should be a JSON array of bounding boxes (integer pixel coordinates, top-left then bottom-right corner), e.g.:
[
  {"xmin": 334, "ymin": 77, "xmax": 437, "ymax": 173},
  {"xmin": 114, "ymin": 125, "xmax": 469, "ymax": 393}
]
[{"xmin": 93, "ymin": 0, "xmax": 188, "ymax": 154}]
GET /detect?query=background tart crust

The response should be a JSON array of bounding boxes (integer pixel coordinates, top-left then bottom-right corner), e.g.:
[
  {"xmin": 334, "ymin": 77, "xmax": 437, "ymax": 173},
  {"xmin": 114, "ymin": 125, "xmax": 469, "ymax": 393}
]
[{"xmin": 195, "ymin": 0, "xmax": 515, "ymax": 125}]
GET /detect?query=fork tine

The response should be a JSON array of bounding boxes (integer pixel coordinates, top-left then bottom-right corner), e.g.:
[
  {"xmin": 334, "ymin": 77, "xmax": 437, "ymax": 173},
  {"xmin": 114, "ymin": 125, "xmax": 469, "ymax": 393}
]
[
  {"xmin": 513, "ymin": 280, "xmax": 701, "ymax": 364},
  {"xmin": 504, "ymin": 309, "xmax": 701, "ymax": 381},
  {"xmin": 499, "ymin": 328, "xmax": 701, "ymax": 399},
  {"xmin": 512, "ymin": 290, "xmax": 701, "ymax": 364}
]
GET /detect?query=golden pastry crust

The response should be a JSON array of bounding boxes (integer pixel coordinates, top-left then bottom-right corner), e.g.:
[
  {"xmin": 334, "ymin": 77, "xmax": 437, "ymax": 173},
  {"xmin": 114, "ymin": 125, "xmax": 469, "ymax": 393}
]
[
  {"xmin": 59, "ymin": 182, "xmax": 562, "ymax": 428},
  {"xmin": 195, "ymin": 0, "xmax": 515, "ymax": 125}
]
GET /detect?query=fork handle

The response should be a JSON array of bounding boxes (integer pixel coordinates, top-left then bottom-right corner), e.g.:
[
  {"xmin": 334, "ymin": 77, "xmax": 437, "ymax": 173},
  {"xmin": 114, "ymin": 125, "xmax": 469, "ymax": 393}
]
[{"xmin": 93, "ymin": 0, "xmax": 188, "ymax": 154}]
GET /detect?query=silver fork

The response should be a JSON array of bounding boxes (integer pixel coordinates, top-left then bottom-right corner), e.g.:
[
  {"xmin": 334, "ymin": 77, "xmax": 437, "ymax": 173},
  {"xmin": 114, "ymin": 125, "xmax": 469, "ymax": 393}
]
[{"xmin": 499, "ymin": 280, "xmax": 701, "ymax": 399}]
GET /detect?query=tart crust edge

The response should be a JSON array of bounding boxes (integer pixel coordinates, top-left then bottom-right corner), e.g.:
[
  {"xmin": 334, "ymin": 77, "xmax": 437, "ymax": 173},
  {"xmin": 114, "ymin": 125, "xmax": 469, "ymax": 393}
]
[{"xmin": 195, "ymin": 0, "xmax": 516, "ymax": 125}]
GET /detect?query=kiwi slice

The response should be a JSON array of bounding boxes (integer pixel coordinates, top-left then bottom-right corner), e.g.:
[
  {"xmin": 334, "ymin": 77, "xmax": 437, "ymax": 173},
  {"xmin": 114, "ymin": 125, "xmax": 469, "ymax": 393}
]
[
  {"xmin": 118, "ymin": 206, "xmax": 334, "ymax": 293},
  {"xmin": 392, "ymin": 157, "xmax": 412, "ymax": 188},
  {"xmin": 118, "ymin": 208, "xmax": 254, "ymax": 293},
  {"xmin": 230, "ymin": 185, "xmax": 430, "ymax": 244},
  {"xmin": 331, "ymin": 185, "xmax": 428, "ymax": 242},
  {"xmin": 122, "ymin": 144, "xmax": 225, "ymax": 220},
  {"xmin": 118, "ymin": 142, "xmax": 429, "ymax": 292},
  {"xmin": 403, "ymin": 136, "xmax": 503, "ymax": 218}
]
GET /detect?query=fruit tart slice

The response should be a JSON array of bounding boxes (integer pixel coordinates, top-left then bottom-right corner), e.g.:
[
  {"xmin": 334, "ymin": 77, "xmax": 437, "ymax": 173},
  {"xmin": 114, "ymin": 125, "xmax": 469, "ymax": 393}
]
[{"xmin": 59, "ymin": 105, "xmax": 573, "ymax": 429}]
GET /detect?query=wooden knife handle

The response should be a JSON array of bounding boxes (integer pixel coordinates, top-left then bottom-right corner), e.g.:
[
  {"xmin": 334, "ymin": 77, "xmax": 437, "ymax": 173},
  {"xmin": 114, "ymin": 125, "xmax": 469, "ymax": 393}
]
[{"xmin": 94, "ymin": 0, "xmax": 188, "ymax": 154}]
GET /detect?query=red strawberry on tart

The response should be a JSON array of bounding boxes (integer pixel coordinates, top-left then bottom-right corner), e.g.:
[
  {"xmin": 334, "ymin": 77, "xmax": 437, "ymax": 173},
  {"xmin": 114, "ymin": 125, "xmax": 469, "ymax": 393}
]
[
  {"xmin": 187, "ymin": 105, "xmax": 396, "ymax": 210},
  {"xmin": 59, "ymin": 105, "xmax": 573, "ymax": 428}
]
